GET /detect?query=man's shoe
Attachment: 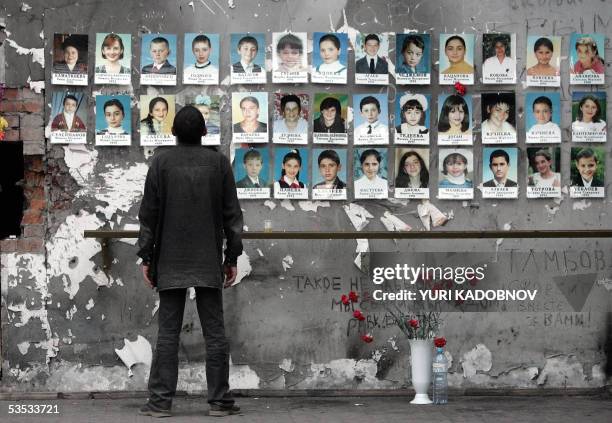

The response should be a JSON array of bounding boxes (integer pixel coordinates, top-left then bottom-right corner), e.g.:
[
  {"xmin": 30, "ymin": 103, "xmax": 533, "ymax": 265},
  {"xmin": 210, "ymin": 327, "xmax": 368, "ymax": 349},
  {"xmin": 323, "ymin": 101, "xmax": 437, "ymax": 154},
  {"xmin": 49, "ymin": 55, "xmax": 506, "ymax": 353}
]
[
  {"xmin": 208, "ymin": 403, "xmax": 241, "ymax": 417},
  {"xmin": 138, "ymin": 403, "xmax": 172, "ymax": 418}
]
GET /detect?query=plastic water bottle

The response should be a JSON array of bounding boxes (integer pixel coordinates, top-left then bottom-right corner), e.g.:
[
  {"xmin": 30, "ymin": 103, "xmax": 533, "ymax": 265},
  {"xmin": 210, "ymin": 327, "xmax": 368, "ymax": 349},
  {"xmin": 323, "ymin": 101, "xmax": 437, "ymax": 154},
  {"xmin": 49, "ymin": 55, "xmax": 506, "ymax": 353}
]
[{"xmin": 432, "ymin": 347, "xmax": 448, "ymax": 404}]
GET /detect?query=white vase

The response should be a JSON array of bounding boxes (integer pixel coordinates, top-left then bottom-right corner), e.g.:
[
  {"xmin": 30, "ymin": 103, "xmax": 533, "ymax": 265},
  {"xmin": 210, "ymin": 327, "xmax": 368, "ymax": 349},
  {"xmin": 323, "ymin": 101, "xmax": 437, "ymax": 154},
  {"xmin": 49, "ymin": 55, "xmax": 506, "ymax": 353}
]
[{"xmin": 409, "ymin": 339, "xmax": 433, "ymax": 404}]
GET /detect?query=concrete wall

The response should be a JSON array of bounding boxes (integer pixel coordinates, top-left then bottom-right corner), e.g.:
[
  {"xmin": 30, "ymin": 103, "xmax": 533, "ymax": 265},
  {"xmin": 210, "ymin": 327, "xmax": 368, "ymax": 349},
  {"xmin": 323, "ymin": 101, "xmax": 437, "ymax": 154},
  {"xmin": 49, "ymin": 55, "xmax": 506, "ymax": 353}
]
[{"xmin": 0, "ymin": 0, "xmax": 611, "ymax": 393}]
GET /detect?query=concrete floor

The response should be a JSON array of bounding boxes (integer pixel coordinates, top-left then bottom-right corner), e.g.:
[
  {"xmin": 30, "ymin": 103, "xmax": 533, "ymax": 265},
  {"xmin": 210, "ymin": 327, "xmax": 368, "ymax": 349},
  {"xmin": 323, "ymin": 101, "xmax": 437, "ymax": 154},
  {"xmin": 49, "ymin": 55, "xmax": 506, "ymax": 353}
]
[{"xmin": 0, "ymin": 394, "xmax": 611, "ymax": 422}]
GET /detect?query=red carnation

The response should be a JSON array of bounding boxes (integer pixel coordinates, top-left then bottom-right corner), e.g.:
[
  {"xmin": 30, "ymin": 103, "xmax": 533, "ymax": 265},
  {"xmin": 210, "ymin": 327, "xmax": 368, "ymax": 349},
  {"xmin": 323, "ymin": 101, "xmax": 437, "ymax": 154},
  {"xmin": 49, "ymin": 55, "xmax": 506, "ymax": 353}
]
[
  {"xmin": 408, "ymin": 319, "xmax": 419, "ymax": 328},
  {"xmin": 353, "ymin": 310, "xmax": 366, "ymax": 321},
  {"xmin": 349, "ymin": 291, "xmax": 359, "ymax": 302},
  {"xmin": 434, "ymin": 337, "xmax": 447, "ymax": 348},
  {"xmin": 361, "ymin": 334, "xmax": 374, "ymax": 343},
  {"xmin": 341, "ymin": 294, "xmax": 350, "ymax": 305},
  {"xmin": 454, "ymin": 81, "xmax": 466, "ymax": 96}
]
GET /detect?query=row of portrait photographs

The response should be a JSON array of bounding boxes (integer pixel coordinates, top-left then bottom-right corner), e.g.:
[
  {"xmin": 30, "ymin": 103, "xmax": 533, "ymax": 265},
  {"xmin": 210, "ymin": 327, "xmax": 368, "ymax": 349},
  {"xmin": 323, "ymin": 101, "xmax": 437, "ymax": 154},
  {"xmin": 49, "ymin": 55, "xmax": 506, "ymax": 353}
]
[
  {"xmin": 233, "ymin": 146, "xmax": 606, "ymax": 201},
  {"xmin": 51, "ymin": 31, "xmax": 606, "ymax": 87},
  {"xmin": 49, "ymin": 90, "xmax": 607, "ymax": 147}
]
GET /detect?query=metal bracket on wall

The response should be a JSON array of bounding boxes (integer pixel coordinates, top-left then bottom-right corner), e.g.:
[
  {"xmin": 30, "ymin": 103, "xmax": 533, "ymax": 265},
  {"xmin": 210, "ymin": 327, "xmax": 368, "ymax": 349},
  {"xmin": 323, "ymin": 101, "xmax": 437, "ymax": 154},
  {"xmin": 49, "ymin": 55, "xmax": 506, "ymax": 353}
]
[{"xmin": 85, "ymin": 229, "xmax": 612, "ymax": 275}]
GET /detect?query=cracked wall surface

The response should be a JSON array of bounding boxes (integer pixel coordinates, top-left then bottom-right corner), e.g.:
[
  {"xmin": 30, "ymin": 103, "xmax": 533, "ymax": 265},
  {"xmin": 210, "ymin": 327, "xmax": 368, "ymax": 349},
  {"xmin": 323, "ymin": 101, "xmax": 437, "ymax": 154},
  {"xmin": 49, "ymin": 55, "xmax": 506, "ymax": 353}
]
[{"xmin": 1, "ymin": 0, "xmax": 611, "ymax": 392}]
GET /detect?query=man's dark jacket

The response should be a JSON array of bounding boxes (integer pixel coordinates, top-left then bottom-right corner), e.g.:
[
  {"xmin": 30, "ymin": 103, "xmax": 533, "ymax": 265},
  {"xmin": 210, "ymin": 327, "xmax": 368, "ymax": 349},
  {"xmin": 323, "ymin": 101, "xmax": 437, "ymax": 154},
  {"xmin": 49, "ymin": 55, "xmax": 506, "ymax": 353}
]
[{"xmin": 137, "ymin": 145, "xmax": 243, "ymax": 290}]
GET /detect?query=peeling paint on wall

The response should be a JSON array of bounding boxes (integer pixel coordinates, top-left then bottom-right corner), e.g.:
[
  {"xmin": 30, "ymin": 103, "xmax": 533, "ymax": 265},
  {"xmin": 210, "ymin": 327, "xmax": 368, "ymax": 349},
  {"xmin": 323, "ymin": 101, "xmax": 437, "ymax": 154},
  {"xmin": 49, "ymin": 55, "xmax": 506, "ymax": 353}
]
[
  {"xmin": 298, "ymin": 201, "xmax": 330, "ymax": 213},
  {"xmin": 4, "ymin": 39, "xmax": 44, "ymax": 67},
  {"xmin": 115, "ymin": 335, "xmax": 152, "ymax": 377},
  {"xmin": 343, "ymin": 203, "xmax": 373, "ymax": 231},
  {"xmin": 461, "ymin": 344, "xmax": 493, "ymax": 378}
]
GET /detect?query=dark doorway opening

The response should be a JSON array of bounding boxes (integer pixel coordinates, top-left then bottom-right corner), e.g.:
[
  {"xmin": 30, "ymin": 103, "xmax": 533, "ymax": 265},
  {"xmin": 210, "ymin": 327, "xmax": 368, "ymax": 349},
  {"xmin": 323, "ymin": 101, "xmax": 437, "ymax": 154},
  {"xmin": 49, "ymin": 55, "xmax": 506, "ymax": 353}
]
[{"xmin": 0, "ymin": 141, "xmax": 24, "ymax": 239}]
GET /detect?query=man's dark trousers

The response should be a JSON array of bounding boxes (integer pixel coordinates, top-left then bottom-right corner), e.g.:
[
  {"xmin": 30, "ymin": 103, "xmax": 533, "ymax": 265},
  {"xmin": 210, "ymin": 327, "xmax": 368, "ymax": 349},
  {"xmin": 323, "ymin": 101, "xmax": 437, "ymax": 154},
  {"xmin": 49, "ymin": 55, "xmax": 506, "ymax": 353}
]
[{"xmin": 147, "ymin": 287, "xmax": 234, "ymax": 410}]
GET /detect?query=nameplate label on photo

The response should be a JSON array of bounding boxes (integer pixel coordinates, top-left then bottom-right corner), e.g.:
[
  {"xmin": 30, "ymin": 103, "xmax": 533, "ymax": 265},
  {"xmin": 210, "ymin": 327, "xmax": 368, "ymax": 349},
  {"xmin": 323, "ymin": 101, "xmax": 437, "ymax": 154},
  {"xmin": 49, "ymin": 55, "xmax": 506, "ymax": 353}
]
[
  {"xmin": 50, "ymin": 131, "xmax": 87, "ymax": 144},
  {"xmin": 570, "ymin": 186, "xmax": 604, "ymax": 198},
  {"xmin": 274, "ymin": 187, "xmax": 308, "ymax": 199},
  {"xmin": 526, "ymin": 75, "xmax": 560, "ymax": 87},
  {"xmin": 526, "ymin": 186, "xmax": 561, "ymax": 198},
  {"xmin": 141, "ymin": 134, "xmax": 176, "ymax": 146},
  {"xmin": 355, "ymin": 187, "xmax": 388, "ymax": 199},
  {"xmin": 141, "ymin": 73, "xmax": 177, "ymax": 86},
  {"xmin": 312, "ymin": 188, "xmax": 347, "ymax": 201},
  {"xmin": 313, "ymin": 133, "xmax": 348, "ymax": 145},
  {"xmin": 237, "ymin": 187, "xmax": 270, "ymax": 199},
  {"xmin": 183, "ymin": 71, "xmax": 219, "ymax": 85},
  {"xmin": 438, "ymin": 187, "xmax": 473, "ymax": 199},
  {"xmin": 96, "ymin": 133, "xmax": 131, "ymax": 146},
  {"xmin": 355, "ymin": 73, "xmax": 389, "ymax": 85},
  {"xmin": 394, "ymin": 132, "xmax": 429, "ymax": 145},
  {"xmin": 437, "ymin": 133, "xmax": 472, "ymax": 146},
  {"xmin": 231, "ymin": 71, "xmax": 266, "ymax": 85},
  {"xmin": 311, "ymin": 71, "xmax": 347, "ymax": 85},
  {"xmin": 94, "ymin": 73, "xmax": 131, "ymax": 85},
  {"xmin": 572, "ymin": 129, "xmax": 607, "ymax": 143},
  {"xmin": 570, "ymin": 73, "xmax": 604, "ymax": 85},
  {"xmin": 52, "ymin": 73, "xmax": 88, "ymax": 86},
  {"xmin": 440, "ymin": 73, "xmax": 474, "ymax": 85},
  {"xmin": 526, "ymin": 129, "xmax": 561, "ymax": 144},
  {"xmin": 202, "ymin": 134, "xmax": 221, "ymax": 146},
  {"xmin": 482, "ymin": 186, "xmax": 518, "ymax": 199},
  {"xmin": 483, "ymin": 73, "xmax": 516, "ymax": 84},
  {"xmin": 482, "ymin": 131, "xmax": 517, "ymax": 144},
  {"xmin": 232, "ymin": 132, "xmax": 268, "ymax": 144},
  {"xmin": 272, "ymin": 71, "xmax": 308, "ymax": 84},
  {"xmin": 354, "ymin": 132, "xmax": 389, "ymax": 146},
  {"xmin": 395, "ymin": 187, "xmax": 429, "ymax": 199},
  {"xmin": 273, "ymin": 132, "xmax": 308, "ymax": 145},
  {"xmin": 396, "ymin": 73, "xmax": 430, "ymax": 85}
]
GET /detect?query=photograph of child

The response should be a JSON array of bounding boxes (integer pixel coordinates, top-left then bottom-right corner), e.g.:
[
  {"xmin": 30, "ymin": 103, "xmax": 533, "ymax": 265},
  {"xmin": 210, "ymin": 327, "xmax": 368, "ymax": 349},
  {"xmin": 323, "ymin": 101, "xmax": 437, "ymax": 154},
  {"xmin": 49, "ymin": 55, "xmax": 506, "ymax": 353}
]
[
  {"xmin": 439, "ymin": 34, "xmax": 475, "ymax": 85},
  {"xmin": 394, "ymin": 148, "xmax": 429, "ymax": 199},
  {"xmin": 355, "ymin": 33, "xmax": 389, "ymax": 85},
  {"xmin": 183, "ymin": 33, "xmax": 219, "ymax": 85},
  {"xmin": 354, "ymin": 148, "xmax": 388, "ymax": 199},
  {"xmin": 569, "ymin": 33, "xmax": 605, "ymax": 84},
  {"xmin": 273, "ymin": 93, "xmax": 309, "ymax": 144},
  {"xmin": 481, "ymin": 92, "xmax": 516, "ymax": 144},
  {"xmin": 50, "ymin": 91, "xmax": 87, "ymax": 144},
  {"xmin": 140, "ymin": 34, "xmax": 177, "ymax": 86},
  {"xmin": 231, "ymin": 33, "xmax": 266, "ymax": 84},
  {"xmin": 191, "ymin": 94, "xmax": 221, "ymax": 145},
  {"xmin": 437, "ymin": 94, "xmax": 473, "ymax": 145},
  {"xmin": 272, "ymin": 32, "xmax": 308, "ymax": 83},
  {"xmin": 312, "ymin": 32, "xmax": 348, "ymax": 84},
  {"xmin": 482, "ymin": 148, "xmax": 518, "ymax": 199},
  {"xmin": 526, "ymin": 147, "xmax": 561, "ymax": 198},
  {"xmin": 570, "ymin": 147, "xmax": 605, "ymax": 198},
  {"xmin": 94, "ymin": 33, "xmax": 131, "ymax": 85},
  {"xmin": 95, "ymin": 95, "xmax": 131, "ymax": 146},
  {"xmin": 274, "ymin": 147, "xmax": 309, "ymax": 199},
  {"xmin": 140, "ymin": 95, "xmax": 176, "ymax": 146},
  {"xmin": 312, "ymin": 93, "xmax": 348, "ymax": 144},
  {"xmin": 52, "ymin": 34, "xmax": 88, "ymax": 85},
  {"xmin": 232, "ymin": 92, "xmax": 268, "ymax": 144},
  {"xmin": 571, "ymin": 92, "xmax": 607, "ymax": 142},
  {"xmin": 234, "ymin": 148, "xmax": 270, "ymax": 199},
  {"xmin": 395, "ymin": 93, "xmax": 430, "ymax": 145},
  {"xmin": 525, "ymin": 93, "xmax": 561, "ymax": 144},
  {"xmin": 353, "ymin": 94, "xmax": 389, "ymax": 145},
  {"xmin": 482, "ymin": 34, "xmax": 516, "ymax": 84},
  {"xmin": 312, "ymin": 149, "xmax": 347, "ymax": 200},
  {"xmin": 526, "ymin": 36, "xmax": 561, "ymax": 87},
  {"xmin": 438, "ymin": 148, "xmax": 474, "ymax": 199},
  {"xmin": 395, "ymin": 33, "xmax": 430, "ymax": 84}
]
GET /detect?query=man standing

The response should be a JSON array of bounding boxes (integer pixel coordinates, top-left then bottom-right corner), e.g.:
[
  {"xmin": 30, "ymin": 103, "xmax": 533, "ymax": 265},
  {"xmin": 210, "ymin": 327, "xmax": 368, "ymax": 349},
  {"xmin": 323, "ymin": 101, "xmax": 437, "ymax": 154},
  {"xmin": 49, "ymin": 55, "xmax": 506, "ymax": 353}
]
[
  {"xmin": 483, "ymin": 149, "xmax": 517, "ymax": 187},
  {"xmin": 137, "ymin": 106, "xmax": 243, "ymax": 417}
]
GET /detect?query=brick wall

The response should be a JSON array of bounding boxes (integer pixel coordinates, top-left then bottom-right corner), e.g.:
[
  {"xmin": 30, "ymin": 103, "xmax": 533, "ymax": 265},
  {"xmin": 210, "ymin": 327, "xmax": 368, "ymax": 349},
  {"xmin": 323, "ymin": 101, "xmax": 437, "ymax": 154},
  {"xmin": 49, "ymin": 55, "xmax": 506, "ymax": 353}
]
[{"xmin": 0, "ymin": 87, "xmax": 46, "ymax": 253}]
